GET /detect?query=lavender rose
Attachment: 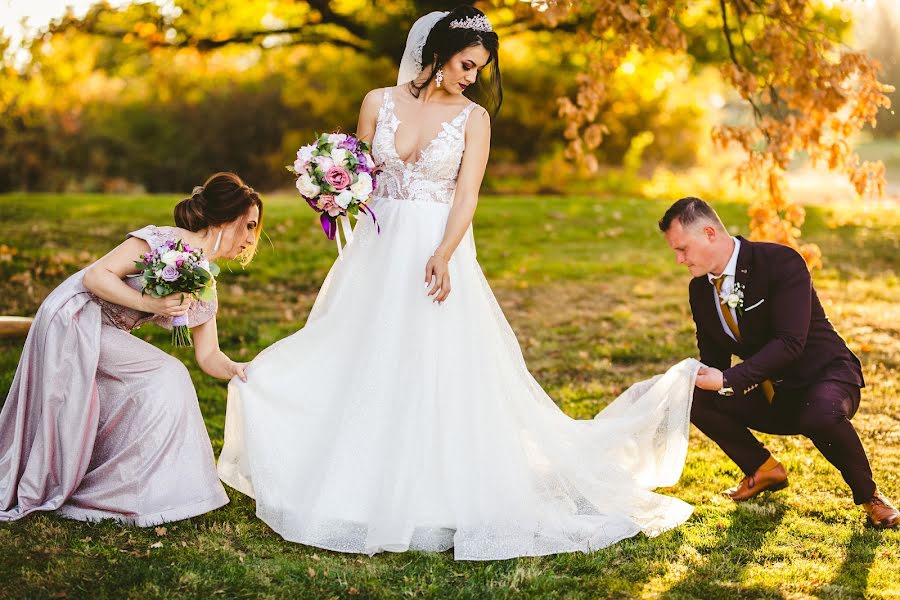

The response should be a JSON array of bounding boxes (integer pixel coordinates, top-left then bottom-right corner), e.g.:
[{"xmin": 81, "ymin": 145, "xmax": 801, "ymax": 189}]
[
  {"xmin": 161, "ymin": 265, "xmax": 180, "ymax": 282},
  {"xmin": 324, "ymin": 166, "xmax": 352, "ymax": 190}
]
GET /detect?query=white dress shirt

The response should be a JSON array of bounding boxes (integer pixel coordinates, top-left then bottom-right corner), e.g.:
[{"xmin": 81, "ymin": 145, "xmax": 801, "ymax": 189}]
[{"xmin": 707, "ymin": 237, "xmax": 741, "ymax": 341}]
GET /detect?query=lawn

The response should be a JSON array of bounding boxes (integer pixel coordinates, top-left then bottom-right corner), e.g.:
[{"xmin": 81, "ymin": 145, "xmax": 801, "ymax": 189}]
[{"xmin": 0, "ymin": 192, "xmax": 898, "ymax": 599}]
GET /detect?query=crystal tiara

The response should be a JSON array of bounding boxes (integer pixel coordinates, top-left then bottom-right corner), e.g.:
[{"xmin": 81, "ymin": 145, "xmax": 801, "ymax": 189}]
[{"xmin": 449, "ymin": 15, "xmax": 493, "ymax": 32}]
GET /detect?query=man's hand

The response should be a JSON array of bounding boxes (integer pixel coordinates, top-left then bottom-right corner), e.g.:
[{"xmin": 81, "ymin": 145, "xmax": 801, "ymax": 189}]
[{"xmin": 695, "ymin": 366, "xmax": 725, "ymax": 391}]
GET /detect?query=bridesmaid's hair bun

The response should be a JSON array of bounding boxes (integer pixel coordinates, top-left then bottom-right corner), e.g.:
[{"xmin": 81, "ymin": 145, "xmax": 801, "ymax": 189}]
[
  {"xmin": 174, "ymin": 187, "xmax": 209, "ymax": 231},
  {"xmin": 173, "ymin": 172, "xmax": 263, "ymax": 234}
]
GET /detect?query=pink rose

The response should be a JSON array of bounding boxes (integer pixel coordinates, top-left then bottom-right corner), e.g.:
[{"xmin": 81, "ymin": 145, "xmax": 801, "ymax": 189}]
[
  {"xmin": 316, "ymin": 194, "xmax": 342, "ymax": 217},
  {"xmin": 324, "ymin": 166, "xmax": 352, "ymax": 190}
]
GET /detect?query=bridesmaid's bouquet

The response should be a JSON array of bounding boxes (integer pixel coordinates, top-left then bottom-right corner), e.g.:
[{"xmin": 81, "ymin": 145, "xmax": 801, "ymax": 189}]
[
  {"xmin": 287, "ymin": 132, "xmax": 380, "ymax": 247},
  {"xmin": 130, "ymin": 239, "xmax": 219, "ymax": 347}
]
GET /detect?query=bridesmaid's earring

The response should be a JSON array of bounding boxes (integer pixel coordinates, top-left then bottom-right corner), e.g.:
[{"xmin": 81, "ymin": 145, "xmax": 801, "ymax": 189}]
[
  {"xmin": 435, "ymin": 68, "xmax": 443, "ymax": 88},
  {"xmin": 212, "ymin": 230, "xmax": 222, "ymax": 253}
]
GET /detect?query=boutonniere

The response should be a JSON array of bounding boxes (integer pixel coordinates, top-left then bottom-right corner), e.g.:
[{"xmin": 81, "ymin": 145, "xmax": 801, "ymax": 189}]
[{"xmin": 720, "ymin": 282, "xmax": 745, "ymax": 315}]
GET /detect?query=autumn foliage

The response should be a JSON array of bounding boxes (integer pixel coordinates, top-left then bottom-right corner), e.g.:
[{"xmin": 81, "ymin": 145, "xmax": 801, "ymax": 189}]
[{"xmin": 521, "ymin": 0, "xmax": 893, "ymax": 267}]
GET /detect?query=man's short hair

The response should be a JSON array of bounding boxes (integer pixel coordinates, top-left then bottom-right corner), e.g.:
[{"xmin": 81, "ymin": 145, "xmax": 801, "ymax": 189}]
[{"xmin": 658, "ymin": 196, "xmax": 725, "ymax": 233}]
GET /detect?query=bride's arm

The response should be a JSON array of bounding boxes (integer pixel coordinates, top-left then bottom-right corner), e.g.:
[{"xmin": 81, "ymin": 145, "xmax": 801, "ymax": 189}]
[
  {"xmin": 425, "ymin": 106, "xmax": 491, "ymax": 303},
  {"xmin": 192, "ymin": 316, "xmax": 248, "ymax": 381},
  {"xmin": 356, "ymin": 88, "xmax": 383, "ymax": 144}
]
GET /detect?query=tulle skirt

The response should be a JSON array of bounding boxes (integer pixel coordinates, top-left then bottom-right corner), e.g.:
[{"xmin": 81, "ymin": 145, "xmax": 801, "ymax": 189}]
[{"xmin": 218, "ymin": 197, "xmax": 698, "ymax": 560}]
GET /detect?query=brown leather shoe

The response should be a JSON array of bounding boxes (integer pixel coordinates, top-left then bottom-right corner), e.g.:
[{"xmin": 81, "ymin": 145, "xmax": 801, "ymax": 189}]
[
  {"xmin": 862, "ymin": 491, "xmax": 900, "ymax": 529},
  {"xmin": 723, "ymin": 456, "xmax": 788, "ymax": 502}
]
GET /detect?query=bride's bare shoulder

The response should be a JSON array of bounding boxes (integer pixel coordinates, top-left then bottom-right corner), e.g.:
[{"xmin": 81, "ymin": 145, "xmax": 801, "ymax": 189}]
[
  {"xmin": 362, "ymin": 86, "xmax": 397, "ymax": 104},
  {"xmin": 466, "ymin": 103, "xmax": 490, "ymax": 125}
]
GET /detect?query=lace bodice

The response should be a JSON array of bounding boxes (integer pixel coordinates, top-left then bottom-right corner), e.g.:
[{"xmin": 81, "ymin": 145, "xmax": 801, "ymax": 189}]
[
  {"xmin": 91, "ymin": 225, "xmax": 218, "ymax": 332},
  {"xmin": 370, "ymin": 87, "xmax": 477, "ymax": 205}
]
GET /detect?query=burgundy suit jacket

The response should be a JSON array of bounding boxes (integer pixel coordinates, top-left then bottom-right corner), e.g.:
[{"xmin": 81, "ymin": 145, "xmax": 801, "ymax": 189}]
[{"xmin": 688, "ymin": 237, "xmax": 863, "ymax": 397}]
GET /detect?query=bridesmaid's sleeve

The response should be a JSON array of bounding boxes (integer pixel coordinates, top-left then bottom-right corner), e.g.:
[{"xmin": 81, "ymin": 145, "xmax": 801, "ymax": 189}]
[{"xmin": 126, "ymin": 225, "xmax": 165, "ymax": 250}]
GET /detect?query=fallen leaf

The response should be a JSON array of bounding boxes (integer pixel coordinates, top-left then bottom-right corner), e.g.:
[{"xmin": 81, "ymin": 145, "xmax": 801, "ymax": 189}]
[
  {"xmin": 307, "ymin": 567, "xmax": 316, "ymax": 578},
  {"xmin": 155, "ymin": 526, "xmax": 167, "ymax": 537},
  {"xmin": 150, "ymin": 541, "xmax": 163, "ymax": 549}
]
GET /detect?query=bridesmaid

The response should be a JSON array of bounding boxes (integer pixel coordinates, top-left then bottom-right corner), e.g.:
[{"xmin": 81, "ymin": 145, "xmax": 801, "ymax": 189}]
[{"xmin": 0, "ymin": 171, "xmax": 263, "ymax": 526}]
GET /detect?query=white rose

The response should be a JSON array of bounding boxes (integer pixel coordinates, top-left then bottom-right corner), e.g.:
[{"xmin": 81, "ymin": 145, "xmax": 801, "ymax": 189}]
[
  {"xmin": 295, "ymin": 172, "xmax": 321, "ymax": 198},
  {"xmin": 297, "ymin": 143, "xmax": 316, "ymax": 162},
  {"xmin": 160, "ymin": 249, "xmax": 181, "ymax": 267},
  {"xmin": 726, "ymin": 294, "xmax": 740, "ymax": 308},
  {"xmin": 313, "ymin": 155, "xmax": 334, "ymax": 171},
  {"xmin": 328, "ymin": 133, "xmax": 347, "ymax": 145},
  {"xmin": 349, "ymin": 172, "xmax": 373, "ymax": 199},
  {"xmin": 335, "ymin": 190, "xmax": 354, "ymax": 209},
  {"xmin": 330, "ymin": 148, "xmax": 351, "ymax": 167}
]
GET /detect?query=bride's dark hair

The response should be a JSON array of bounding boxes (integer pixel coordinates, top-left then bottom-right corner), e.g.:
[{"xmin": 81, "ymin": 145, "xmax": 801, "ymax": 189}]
[{"xmin": 408, "ymin": 5, "xmax": 503, "ymax": 116}]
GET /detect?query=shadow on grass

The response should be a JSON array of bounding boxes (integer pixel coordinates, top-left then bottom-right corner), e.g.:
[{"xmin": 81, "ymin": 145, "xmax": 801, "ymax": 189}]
[
  {"xmin": 817, "ymin": 526, "xmax": 882, "ymax": 599},
  {"xmin": 659, "ymin": 501, "xmax": 788, "ymax": 599}
]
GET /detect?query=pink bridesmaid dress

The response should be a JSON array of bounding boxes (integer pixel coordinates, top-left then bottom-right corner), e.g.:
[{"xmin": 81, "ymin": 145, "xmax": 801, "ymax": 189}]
[{"xmin": 0, "ymin": 225, "xmax": 228, "ymax": 526}]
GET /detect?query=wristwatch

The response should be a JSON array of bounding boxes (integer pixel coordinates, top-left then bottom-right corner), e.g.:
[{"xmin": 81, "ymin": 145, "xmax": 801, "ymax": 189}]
[{"xmin": 717, "ymin": 374, "xmax": 734, "ymax": 397}]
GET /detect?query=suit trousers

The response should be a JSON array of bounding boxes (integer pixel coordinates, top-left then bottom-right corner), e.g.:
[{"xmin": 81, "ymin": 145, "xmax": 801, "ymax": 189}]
[{"xmin": 691, "ymin": 379, "xmax": 876, "ymax": 504}]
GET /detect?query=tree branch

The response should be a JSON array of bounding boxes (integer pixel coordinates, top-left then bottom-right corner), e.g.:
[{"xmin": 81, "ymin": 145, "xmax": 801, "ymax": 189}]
[
  {"xmin": 49, "ymin": 21, "xmax": 369, "ymax": 53},
  {"xmin": 305, "ymin": 0, "xmax": 368, "ymax": 39},
  {"xmin": 720, "ymin": 0, "xmax": 763, "ymax": 122}
]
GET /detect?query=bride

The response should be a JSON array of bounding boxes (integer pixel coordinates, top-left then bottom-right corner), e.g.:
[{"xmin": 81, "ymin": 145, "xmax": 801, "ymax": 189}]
[{"xmin": 218, "ymin": 5, "xmax": 700, "ymax": 560}]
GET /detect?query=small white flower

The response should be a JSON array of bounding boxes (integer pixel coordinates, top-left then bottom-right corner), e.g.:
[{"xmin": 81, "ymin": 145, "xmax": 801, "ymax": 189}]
[
  {"xmin": 335, "ymin": 190, "xmax": 353, "ymax": 209},
  {"xmin": 719, "ymin": 281, "xmax": 746, "ymax": 312},
  {"xmin": 295, "ymin": 172, "xmax": 321, "ymax": 198},
  {"xmin": 349, "ymin": 172, "xmax": 373, "ymax": 199},
  {"xmin": 197, "ymin": 259, "xmax": 210, "ymax": 272},
  {"xmin": 160, "ymin": 249, "xmax": 181, "ymax": 267},
  {"xmin": 328, "ymin": 133, "xmax": 347, "ymax": 145}
]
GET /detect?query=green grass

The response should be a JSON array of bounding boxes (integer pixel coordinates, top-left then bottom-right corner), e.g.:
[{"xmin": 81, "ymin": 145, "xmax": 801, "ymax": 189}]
[{"xmin": 1, "ymin": 193, "xmax": 899, "ymax": 599}]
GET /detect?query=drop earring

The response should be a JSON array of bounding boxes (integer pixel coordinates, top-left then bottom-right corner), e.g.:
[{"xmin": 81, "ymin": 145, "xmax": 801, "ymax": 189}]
[
  {"xmin": 435, "ymin": 68, "xmax": 443, "ymax": 88},
  {"xmin": 212, "ymin": 230, "xmax": 222, "ymax": 253}
]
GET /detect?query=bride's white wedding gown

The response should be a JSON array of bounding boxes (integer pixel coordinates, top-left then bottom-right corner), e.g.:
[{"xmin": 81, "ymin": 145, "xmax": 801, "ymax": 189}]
[{"xmin": 218, "ymin": 88, "xmax": 700, "ymax": 560}]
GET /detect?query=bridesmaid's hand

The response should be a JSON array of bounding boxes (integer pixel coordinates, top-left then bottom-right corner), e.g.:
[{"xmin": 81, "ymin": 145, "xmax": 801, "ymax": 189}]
[
  {"xmin": 425, "ymin": 253, "xmax": 451, "ymax": 303},
  {"xmin": 142, "ymin": 293, "xmax": 193, "ymax": 317},
  {"xmin": 228, "ymin": 361, "xmax": 248, "ymax": 383}
]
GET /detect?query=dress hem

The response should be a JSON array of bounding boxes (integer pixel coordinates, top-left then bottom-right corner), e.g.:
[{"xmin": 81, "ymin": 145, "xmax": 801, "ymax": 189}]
[{"xmin": 54, "ymin": 491, "xmax": 229, "ymax": 527}]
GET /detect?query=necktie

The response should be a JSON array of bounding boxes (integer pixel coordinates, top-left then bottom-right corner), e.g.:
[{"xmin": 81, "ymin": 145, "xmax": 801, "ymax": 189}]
[{"xmin": 713, "ymin": 275, "xmax": 775, "ymax": 403}]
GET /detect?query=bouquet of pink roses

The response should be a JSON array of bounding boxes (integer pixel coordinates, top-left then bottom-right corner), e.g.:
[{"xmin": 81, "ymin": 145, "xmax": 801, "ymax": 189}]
[
  {"xmin": 287, "ymin": 132, "xmax": 380, "ymax": 254},
  {"xmin": 129, "ymin": 239, "xmax": 219, "ymax": 347}
]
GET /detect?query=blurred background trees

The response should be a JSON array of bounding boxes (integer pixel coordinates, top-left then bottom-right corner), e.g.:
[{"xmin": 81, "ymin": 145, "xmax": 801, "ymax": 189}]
[{"xmin": 0, "ymin": 0, "xmax": 895, "ymax": 210}]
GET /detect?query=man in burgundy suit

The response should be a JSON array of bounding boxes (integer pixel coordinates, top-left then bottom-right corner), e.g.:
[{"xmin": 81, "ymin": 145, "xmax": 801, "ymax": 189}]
[{"xmin": 660, "ymin": 196, "xmax": 898, "ymax": 528}]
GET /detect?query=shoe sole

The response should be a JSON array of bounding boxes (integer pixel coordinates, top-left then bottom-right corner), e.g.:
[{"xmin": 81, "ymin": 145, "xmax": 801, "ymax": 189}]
[
  {"xmin": 869, "ymin": 517, "xmax": 900, "ymax": 529},
  {"xmin": 728, "ymin": 479, "xmax": 789, "ymax": 502}
]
